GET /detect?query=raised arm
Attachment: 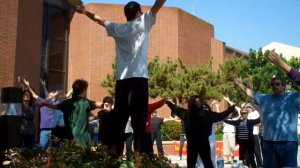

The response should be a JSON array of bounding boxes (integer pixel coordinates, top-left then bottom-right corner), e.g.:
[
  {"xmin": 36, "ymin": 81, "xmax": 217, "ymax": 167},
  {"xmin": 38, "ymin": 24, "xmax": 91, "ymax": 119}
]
[
  {"xmin": 66, "ymin": 89, "xmax": 73, "ymax": 98},
  {"xmin": 151, "ymin": 0, "xmax": 167, "ymax": 17},
  {"xmin": 233, "ymin": 77, "xmax": 254, "ymax": 98},
  {"xmin": 148, "ymin": 99, "xmax": 166, "ymax": 113},
  {"xmin": 75, "ymin": 5, "xmax": 105, "ymax": 26},
  {"xmin": 250, "ymin": 117, "xmax": 261, "ymax": 125},
  {"xmin": 22, "ymin": 79, "xmax": 39, "ymax": 99},
  {"xmin": 38, "ymin": 101, "xmax": 58, "ymax": 109},
  {"xmin": 268, "ymin": 52, "xmax": 300, "ymax": 85},
  {"xmin": 165, "ymin": 99, "xmax": 187, "ymax": 120},
  {"xmin": 211, "ymin": 105, "xmax": 236, "ymax": 122},
  {"xmin": 268, "ymin": 52, "xmax": 291, "ymax": 73},
  {"xmin": 40, "ymin": 79, "xmax": 49, "ymax": 98},
  {"xmin": 223, "ymin": 119, "xmax": 238, "ymax": 126},
  {"xmin": 95, "ymin": 102, "xmax": 103, "ymax": 109},
  {"xmin": 223, "ymin": 96, "xmax": 241, "ymax": 114}
]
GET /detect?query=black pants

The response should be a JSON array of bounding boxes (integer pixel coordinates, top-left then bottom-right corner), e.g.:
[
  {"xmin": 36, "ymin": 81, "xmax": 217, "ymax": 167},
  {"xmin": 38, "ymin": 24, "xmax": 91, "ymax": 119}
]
[
  {"xmin": 239, "ymin": 140, "xmax": 257, "ymax": 168},
  {"xmin": 151, "ymin": 131, "xmax": 163, "ymax": 154},
  {"xmin": 187, "ymin": 137, "xmax": 213, "ymax": 168},
  {"xmin": 114, "ymin": 78, "xmax": 151, "ymax": 155},
  {"xmin": 179, "ymin": 134, "xmax": 186, "ymax": 158},
  {"xmin": 253, "ymin": 135, "xmax": 263, "ymax": 167}
]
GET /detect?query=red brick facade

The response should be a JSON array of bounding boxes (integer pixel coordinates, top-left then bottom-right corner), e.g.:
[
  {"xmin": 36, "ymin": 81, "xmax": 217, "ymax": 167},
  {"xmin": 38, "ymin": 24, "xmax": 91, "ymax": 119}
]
[
  {"xmin": 68, "ymin": 4, "xmax": 216, "ymax": 102},
  {"xmin": 0, "ymin": 0, "xmax": 42, "ymax": 91},
  {"xmin": 1, "ymin": 2, "xmax": 246, "ymax": 118}
]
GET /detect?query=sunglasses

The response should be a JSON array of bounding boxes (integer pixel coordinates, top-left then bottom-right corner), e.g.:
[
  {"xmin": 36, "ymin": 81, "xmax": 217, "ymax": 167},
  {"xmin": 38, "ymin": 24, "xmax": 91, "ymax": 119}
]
[{"xmin": 271, "ymin": 83, "xmax": 281, "ymax": 87}]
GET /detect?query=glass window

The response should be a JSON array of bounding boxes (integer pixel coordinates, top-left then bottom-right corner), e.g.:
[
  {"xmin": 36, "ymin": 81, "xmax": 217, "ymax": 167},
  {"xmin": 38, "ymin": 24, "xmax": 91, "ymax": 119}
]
[{"xmin": 40, "ymin": 3, "xmax": 69, "ymax": 92}]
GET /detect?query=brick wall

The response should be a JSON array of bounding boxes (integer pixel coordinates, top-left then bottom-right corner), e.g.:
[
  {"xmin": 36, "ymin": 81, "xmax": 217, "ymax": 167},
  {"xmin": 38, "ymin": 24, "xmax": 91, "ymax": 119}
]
[
  {"xmin": 0, "ymin": 0, "xmax": 42, "ymax": 91},
  {"xmin": 0, "ymin": 0, "xmax": 19, "ymax": 89},
  {"xmin": 68, "ymin": 4, "xmax": 214, "ymax": 103}
]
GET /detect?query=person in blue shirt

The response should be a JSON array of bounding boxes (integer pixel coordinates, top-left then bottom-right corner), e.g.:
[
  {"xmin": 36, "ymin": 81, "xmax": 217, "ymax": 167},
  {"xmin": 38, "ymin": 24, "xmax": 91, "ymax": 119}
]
[{"xmin": 234, "ymin": 74, "xmax": 300, "ymax": 168}]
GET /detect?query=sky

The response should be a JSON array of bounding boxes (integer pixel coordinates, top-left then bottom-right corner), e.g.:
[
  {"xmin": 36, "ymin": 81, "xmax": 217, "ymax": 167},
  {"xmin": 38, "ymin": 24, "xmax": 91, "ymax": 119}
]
[{"xmin": 82, "ymin": 0, "xmax": 300, "ymax": 52}]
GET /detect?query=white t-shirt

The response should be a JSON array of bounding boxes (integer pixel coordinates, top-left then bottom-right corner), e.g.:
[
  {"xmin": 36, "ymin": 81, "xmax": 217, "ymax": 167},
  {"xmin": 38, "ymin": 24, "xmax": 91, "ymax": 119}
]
[
  {"xmin": 247, "ymin": 110, "xmax": 260, "ymax": 135},
  {"xmin": 223, "ymin": 123, "xmax": 235, "ymax": 133},
  {"xmin": 104, "ymin": 10, "xmax": 156, "ymax": 80}
]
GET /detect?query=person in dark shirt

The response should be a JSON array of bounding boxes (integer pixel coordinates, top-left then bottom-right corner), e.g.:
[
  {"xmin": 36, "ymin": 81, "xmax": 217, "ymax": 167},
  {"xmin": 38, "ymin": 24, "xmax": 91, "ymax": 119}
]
[
  {"xmin": 98, "ymin": 96, "xmax": 125, "ymax": 156},
  {"xmin": 20, "ymin": 90, "xmax": 35, "ymax": 148},
  {"xmin": 151, "ymin": 110, "xmax": 164, "ymax": 157},
  {"xmin": 224, "ymin": 107, "xmax": 260, "ymax": 168},
  {"xmin": 166, "ymin": 96, "xmax": 235, "ymax": 168},
  {"xmin": 39, "ymin": 79, "xmax": 102, "ymax": 147}
]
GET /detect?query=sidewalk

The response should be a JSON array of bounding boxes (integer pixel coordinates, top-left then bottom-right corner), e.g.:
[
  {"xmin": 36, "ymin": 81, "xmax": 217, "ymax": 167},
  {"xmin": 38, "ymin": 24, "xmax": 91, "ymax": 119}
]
[{"xmin": 167, "ymin": 155, "xmax": 234, "ymax": 168}]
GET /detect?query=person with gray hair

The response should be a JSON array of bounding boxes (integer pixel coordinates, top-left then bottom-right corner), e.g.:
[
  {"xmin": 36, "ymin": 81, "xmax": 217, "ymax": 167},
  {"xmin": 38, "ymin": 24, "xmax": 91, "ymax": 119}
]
[{"xmin": 234, "ymin": 73, "xmax": 300, "ymax": 167}]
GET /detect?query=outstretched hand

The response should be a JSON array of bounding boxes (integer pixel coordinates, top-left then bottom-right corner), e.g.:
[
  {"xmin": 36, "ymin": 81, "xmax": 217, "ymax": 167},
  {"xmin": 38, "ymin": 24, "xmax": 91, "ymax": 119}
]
[
  {"xmin": 22, "ymin": 79, "xmax": 30, "ymax": 87},
  {"xmin": 165, "ymin": 96, "xmax": 175, "ymax": 104},
  {"xmin": 267, "ymin": 52, "xmax": 281, "ymax": 65},
  {"xmin": 233, "ymin": 76, "xmax": 242, "ymax": 86},
  {"xmin": 40, "ymin": 79, "xmax": 46, "ymax": 86}
]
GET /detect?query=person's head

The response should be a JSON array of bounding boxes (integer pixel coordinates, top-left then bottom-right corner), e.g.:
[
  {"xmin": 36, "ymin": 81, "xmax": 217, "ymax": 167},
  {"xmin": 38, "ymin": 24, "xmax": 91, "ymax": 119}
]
[
  {"xmin": 124, "ymin": 1, "xmax": 142, "ymax": 21},
  {"xmin": 271, "ymin": 76, "xmax": 286, "ymax": 95},
  {"xmin": 72, "ymin": 79, "xmax": 88, "ymax": 97},
  {"xmin": 48, "ymin": 91, "xmax": 59, "ymax": 101},
  {"xmin": 102, "ymin": 96, "xmax": 113, "ymax": 111},
  {"xmin": 240, "ymin": 107, "xmax": 249, "ymax": 120},
  {"xmin": 188, "ymin": 95, "xmax": 204, "ymax": 112},
  {"xmin": 22, "ymin": 90, "xmax": 33, "ymax": 107},
  {"xmin": 245, "ymin": 103, "xmax": 255, "ymax": 112}
]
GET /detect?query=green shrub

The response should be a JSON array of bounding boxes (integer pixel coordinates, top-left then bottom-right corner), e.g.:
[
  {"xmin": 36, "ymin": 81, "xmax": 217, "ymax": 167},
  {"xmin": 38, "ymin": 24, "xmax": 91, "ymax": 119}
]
[
  {"xmin": 5, "ymin": 140, "xmax": 178, "ymax": 168},
  {"xmin": 161, "ymin": 120, "xmax": 181, "ymax": 141}
]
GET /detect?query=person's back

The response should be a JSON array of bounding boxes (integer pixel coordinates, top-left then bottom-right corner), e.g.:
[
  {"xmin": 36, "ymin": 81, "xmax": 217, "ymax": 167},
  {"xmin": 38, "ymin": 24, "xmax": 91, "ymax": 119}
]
[
  {"xmin": 105, "ymin": 10, "xmax": 155, "ymax": 80},
  {"xmin": 74, "ymin": 0, "xmax": 167, "ymax": 155}
]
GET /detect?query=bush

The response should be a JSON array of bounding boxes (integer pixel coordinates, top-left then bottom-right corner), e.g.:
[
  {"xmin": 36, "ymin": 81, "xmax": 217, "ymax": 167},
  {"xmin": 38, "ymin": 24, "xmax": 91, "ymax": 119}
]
[
  {"xmin": 5, "ymin": 140, "xmax": 178, "ymax": 168},
  {"xmin": 161, "ymin": 120, "xmax": 181, "ymax": 141}
]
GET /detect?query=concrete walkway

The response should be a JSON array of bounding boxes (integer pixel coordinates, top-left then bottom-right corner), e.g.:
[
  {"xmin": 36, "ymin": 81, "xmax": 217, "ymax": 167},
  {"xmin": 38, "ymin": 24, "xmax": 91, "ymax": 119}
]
[{"xmin": 167, "ymin": 155, "xmax": 234, "ymax": 168}]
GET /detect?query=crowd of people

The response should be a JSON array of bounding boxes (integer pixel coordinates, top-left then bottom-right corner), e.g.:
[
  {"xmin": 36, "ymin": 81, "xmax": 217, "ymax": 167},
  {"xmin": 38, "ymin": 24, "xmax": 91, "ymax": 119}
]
[{"xmin": 10, "ymin": 0, "xmax": 300, "ymax": 167}]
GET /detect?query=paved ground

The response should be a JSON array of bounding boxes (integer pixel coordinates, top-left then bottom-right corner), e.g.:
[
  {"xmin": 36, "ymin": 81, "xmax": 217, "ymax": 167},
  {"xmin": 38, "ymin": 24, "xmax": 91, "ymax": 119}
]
[{"xmin": 167, "ymin": 155, "xmax": 242, "ymax": 168}]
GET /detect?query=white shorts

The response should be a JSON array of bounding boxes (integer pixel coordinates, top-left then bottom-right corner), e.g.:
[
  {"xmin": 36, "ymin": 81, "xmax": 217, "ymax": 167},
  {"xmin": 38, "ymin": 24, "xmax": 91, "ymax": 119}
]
[{"xmin": 223, "ymin": 132, "xmax": 235, "ymax": 156}]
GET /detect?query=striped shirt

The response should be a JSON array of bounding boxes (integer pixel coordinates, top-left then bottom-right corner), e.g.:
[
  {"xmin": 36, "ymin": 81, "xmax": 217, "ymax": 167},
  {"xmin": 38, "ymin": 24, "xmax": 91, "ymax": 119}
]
[{"xmin": 237, "ymin": 121, "xmax": 249, "ymax": 140}]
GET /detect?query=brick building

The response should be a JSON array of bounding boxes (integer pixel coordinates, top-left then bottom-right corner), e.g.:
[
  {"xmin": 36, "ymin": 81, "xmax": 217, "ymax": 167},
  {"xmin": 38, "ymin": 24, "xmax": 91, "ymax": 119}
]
[{"xmin": 0, "ymin": 1, "xmax": 246, "ymax": 117}]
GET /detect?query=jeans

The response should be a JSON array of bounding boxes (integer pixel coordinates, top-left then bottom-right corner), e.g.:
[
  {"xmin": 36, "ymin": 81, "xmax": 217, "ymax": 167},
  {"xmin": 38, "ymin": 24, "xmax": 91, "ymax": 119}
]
[
  {"xmin": 262, "ymin": 140, "xmax": 298, "ymax": 168},
  {"xmin": 179, "ymin": 134, "xmax": 186, "ymax": 158},
  {"xmin": 39, "ymin": 130, "xmax": 51, "ymax": 150}
]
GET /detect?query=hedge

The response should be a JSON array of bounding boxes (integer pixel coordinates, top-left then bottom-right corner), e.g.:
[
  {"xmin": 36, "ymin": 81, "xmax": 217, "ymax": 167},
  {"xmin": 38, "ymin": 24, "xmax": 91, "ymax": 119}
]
[{"xmin": 161, "ymin": 120, "xmax": 181, "ymax": 141}]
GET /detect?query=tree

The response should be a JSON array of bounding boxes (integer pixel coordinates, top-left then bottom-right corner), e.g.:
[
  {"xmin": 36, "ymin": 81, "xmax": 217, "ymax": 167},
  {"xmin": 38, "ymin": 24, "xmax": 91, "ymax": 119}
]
[
  {"xmin": 101, "ymin": 49, "xmax": 300, "ymax": 103},
  {"xmin": 101, "ymin": 56, "xmax": 227, "ymax": 102},
  {"xmin": 219, "ymin": 48, "xmax": 300, "ymax": 102}
]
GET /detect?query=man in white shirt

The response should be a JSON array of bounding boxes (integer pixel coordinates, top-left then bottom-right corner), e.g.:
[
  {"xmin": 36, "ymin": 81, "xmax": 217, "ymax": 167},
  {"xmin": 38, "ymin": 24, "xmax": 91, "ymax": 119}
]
[
  {"xmin": 75, "ymin": 0, "xmax": 166, "ymax": 155},
  {"xmin": 246, "ymin": 103, "xmax": 263, "ymax": 167}
]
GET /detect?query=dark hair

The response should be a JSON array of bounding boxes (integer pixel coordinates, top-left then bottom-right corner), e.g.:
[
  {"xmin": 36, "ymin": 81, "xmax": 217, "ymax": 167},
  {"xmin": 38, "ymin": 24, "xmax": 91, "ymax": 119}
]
[
  {"xmin": 188, "ymin": 95, "xmax": 204, "ymax": 113},
  {"xmin": 103, "ymin": 96, "xmax": 114, "ymax": 105},
  {"xmin": 72, "ymin": 79, "xmax": 88, "ymax": 96},
  {"xmin": 124, "ymin": 1, "xmax": 141, "ymax": 21},
  {"xmin": 271, "ymin": 76, "xmax": 286, "ymax": 86},
  {"xmin": 22, "ymin": 90, "xmax": 34, "ymax": 107}
]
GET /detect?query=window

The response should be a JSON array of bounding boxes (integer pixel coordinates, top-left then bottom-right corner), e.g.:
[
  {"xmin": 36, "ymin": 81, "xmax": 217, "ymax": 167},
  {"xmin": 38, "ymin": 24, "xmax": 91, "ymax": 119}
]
[{"xmin": 41, "ymin": 3, "xmax": 69, "ymax": 92}]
